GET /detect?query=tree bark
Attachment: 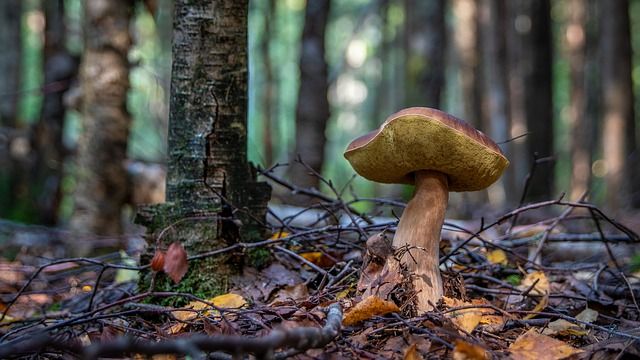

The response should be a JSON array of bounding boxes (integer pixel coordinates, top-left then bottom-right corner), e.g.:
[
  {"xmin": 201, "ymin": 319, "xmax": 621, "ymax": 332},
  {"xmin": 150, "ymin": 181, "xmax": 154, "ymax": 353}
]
[
  {"xmin": 137, "ymin": 0, "xmax": 271, "ymax": 301},
  {"xmin": 600, "ymin": 0, "xmax": 636, "ymax": 210},
  {"xmin": 29, "ymin": 0, "xmax": 77, "ymax": 225},
  {"xmin": 259, "ymin": 0, "xmax": 277, "ymax": 167},
  {"xmin": 70, "ymin": 0, "xmax": 133, "ymax": 253},
  {"xmin": 566, "ymin": 0, "xmax": 591, "ymax": 202},
  {"xmin": 508, "ymin": 0, "xmax": 554, "ymax": 203},
  {"xmin": 479, "ymin": 0, "xmax": 513, "ymax": 207},
  {"xmin": 286, "ymin": 0, "xmax": 331, "ymax": 205},
  {"xmin": 452, "ymin": 0, "xmax": 481, "ymax": 129},
  {"xmin": 0, "ymin": 0, "xmax": 21, "ymax": 127},
  {"xmin": 0, "ymin": 0, "xmax": 23, "ymax": 219},
  {"xmin": 404, "ymin": 0, "xmax": 446, "ymax": 108}
]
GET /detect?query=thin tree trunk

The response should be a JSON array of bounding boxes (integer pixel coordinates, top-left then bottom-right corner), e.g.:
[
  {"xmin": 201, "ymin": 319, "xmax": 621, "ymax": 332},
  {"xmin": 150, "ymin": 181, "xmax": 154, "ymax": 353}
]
[
  {"xmin": 137, "ymin": 0, "xmax": 271, "ymax": 299},
  {"xmin": 286, "ymin": 0, "xmax": 331, "ymax": 204},
  {"xmin": 0, "ymin": 0, "xmax": 21, "ymax": 127},
  {"xmin": 29, "ymin": 0, "xmax": 77, "ymax": 225},
  {"xmin": 523, "ymin": 0, "xmax": 554, "ymax": 202},
  {"xmin": 260, "ymin": 0, "xmax": 276, "ymax": 167},
  {"xmin": 566, "ymin": 0, "xmax": 591, "ymax": 202},
  {"xmin": 404, "ymin": 0, "xmax": 445, "ymax": 108},
  {"xmin": 479, "ymin": 0, "xmax": 512, "ymax": 208},
  {"xmin": 0, "ymin": 0, "xmax": 23, "ymax": 219},
  {"xmin": 452, "ymin": 0, "xmax": 481, "ymax": 128},
  {"xmin": 600, "ymin": 0, "xmax": 636, "ymax": 211},
  {"xmin": 70, "ymin": 0, "xmax": 133, "ymax": 253},
  {"xmin": 452, "ymin": 0, "xmax": 489, "ymax": 216}
]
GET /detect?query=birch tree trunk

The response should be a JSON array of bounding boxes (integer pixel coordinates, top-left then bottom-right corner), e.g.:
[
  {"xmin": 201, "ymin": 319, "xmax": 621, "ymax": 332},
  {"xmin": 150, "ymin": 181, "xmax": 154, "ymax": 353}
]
[
  {"xmin": 137, "ymin": 0, "xmax": 271, "ymax": 300},
  {"xmin": 286, "ymin": 0, "xmax": 331, "ymax": 205},
  {"xmin": 70, "ymin": 0, "xmax": 133, "ymax": 254}
]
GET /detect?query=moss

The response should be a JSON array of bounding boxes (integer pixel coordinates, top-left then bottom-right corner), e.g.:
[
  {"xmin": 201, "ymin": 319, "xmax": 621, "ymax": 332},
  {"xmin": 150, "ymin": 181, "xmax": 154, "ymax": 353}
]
[{"xmin": 247, "ymin": 247, "xmax": 271, "ymax": 269}]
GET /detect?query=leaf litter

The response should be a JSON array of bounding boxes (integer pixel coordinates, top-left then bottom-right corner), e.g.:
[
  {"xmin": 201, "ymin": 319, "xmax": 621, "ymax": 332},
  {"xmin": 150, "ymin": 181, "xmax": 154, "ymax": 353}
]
[{"xmin": 1, "ymin": 177, "xmax": 640, "ymax": 359}]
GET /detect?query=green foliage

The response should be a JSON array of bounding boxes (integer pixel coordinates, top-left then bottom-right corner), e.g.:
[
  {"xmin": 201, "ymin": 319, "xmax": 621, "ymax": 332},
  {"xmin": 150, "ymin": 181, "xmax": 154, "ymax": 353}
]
[{"xmin": 505, "ymin": 274, "xmax": 522, "ymax": 286}]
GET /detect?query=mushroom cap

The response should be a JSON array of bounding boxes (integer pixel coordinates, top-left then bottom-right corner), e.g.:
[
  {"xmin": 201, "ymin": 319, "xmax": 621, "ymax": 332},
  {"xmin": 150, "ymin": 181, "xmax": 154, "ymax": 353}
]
[{"xmin": 344, "ymin": 107, "xmax": 509, "ymax": 192}]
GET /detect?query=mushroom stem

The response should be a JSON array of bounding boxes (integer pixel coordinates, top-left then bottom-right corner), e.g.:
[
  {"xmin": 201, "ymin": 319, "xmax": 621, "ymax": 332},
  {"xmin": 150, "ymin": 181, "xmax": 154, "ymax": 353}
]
[{"xmin": 393, "ymin": 169, "xmax": 448, "ymax": 311}]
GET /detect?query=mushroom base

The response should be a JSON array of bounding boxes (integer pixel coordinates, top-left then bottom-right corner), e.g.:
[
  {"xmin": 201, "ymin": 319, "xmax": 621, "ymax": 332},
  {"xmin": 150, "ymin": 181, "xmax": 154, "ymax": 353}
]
[{"xmin": 392, "ymin": 170, "xmax": 448, "ymax": 312}]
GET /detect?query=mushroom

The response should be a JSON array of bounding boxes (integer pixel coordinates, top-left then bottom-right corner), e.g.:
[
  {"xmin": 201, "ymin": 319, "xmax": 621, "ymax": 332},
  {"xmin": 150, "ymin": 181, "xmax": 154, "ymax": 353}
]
[{"xmin": 344, "ymin": 107, "xmax": 509, "ymax": 312}]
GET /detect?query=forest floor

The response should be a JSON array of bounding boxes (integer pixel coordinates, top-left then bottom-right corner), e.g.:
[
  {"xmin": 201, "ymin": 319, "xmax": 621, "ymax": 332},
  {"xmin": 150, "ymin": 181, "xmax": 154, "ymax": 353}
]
[{"xmin": 1, "ymin": 176, "xmax": 640, "ymax": 359}]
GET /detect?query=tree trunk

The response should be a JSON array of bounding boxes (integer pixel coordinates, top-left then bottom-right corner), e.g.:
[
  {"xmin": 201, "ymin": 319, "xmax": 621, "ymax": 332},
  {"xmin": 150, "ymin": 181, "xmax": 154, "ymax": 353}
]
[
  {"xmin": 452, "ymin": 0, "xmax": 481, "ymax": 128},
  {"xmin": 137, "ymin": 0, "xmax": 271, "ymax": 302},
  {"xmin": 286, "ymin": 0, "xmax": 331, "ymax": 205},
  {"xmin": 0, "ymin": 0, "xmax": 21, "ymax": 127},
  {"xmin": 478, "ymin": 0, "xmax": 513, "ymax": 208},
  {"xmin": 507, "ymin": 0, "xmax": 554, "ymax": 203},
  {"xmin": 404, "ymin": 0, "xmax": 446, "ymax": 108},
  {"xmin": 600, "ymin": 0, "xmax": 636, "ymax": 210},
  {"xmin": 70, "ymin": 0, "xmax": 133, "ymax": 253},
  {"xmin": 260, "ymin": 0, "xmax": 277, "ymax": 167},
  {"xmin": 0, "ymin": 0, "xmax": 23, "ymax": 219},
  {"xmin": 28, "ymin": 0, "xmax": 77, "ymax": 225},
  {"xmin": 566, "ymin": 0, "xmax": 591, "ymax": 202}
]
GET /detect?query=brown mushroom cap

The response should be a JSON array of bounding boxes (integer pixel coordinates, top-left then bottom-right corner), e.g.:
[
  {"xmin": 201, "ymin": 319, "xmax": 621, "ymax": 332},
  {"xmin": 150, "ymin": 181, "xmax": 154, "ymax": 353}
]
[{"xmin": 344, "ymin": 107, "xmax": 509, "ymax": 191}]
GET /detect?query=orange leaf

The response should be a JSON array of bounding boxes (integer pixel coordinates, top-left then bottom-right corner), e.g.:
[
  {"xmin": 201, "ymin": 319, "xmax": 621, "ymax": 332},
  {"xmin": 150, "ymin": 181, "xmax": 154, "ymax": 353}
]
[
  {"xmin": 453, "ymin": 340, "xmax": 489, "ymax": 360},
  {"xmin": 299, "ymin": 252, "xmax": 335, "ymax": 268},
  {"xmin": 404, "ymin": 343, "xmax": 424, "ymax": 360},
  {"xmin": 163, "ymin": 242, "xmax": 188, "ymax": 284},
  {"xmin": 509, "ymin": 328, "xmax": 583, "ymax": 360},
  {"xmin": 519, "ymin": 271, "xmax": 549, "ymax": 296},
  {"xmin": 343, "ymin": 296, "xmax": 400, "ymax": 326}
]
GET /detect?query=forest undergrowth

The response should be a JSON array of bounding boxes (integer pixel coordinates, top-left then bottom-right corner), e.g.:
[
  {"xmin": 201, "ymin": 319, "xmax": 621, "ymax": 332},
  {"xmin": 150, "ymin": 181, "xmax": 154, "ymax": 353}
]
[{"xmin": 1, "ymin": 166, "xmax": 639, "ymax": 359}]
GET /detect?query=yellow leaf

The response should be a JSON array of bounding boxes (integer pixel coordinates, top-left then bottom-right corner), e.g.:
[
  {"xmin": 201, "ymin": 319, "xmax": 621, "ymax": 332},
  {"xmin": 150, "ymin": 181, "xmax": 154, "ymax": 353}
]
[
  {"xmin": 486, "ymin": 249, "xmax": 508, "ymax": 265},
  {"xmin": 519, "ymin": 271, "xmax": 549, "ymax": 295},
  {"xmin": 524, "ymin": 294, "xmax": 548, "ymax": 320},
  {"xmin": 453, "ymin": 340, "xmax": 489, "ymax": 360},
  {"xmin": 575, "ymin": 308, "xmax": 598, "ymax": 324},
  {"xmin": 169, "ymin": 294, "xmax": 247, "ymax": 334},
  {"xmin": 443, "ymin": 297, "xmax": 503, "ymax": 333},
  {"xmin": 343, "ymin": 296, "xmax": 400, "ymax": 326},
  {"xmin": 509, "ymin": 328, "xmax": 583, "ymax": 360},
  {"xmin": 82, "ymin": 285, "xmax": 93, "ymax": 292},
  {"xmin": 404, "ymin": 343, "xmax": 424, "ymax": 360},
  {"xmin": 270, "ymin": 231, "xmax": 290, "ymax": 239},
  {"xmin": 542, "ymin": 319, "xmax": 588, "ymax": 336}
]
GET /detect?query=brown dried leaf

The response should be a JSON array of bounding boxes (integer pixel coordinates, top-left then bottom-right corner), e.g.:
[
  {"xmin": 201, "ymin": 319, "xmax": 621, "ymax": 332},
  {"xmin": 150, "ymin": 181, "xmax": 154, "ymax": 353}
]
[
  {"xmin": 443, "ymin": 297, "xmax": 503, "ymax": 333},
  {"xmin": 452, "ymin": 340, "xmax": 489, "ymax": 360},
  {"xmin": 509, "ymin": 328, "xmax": 583, "ymax": 360},
  {"xmin": 169, "ymin": 293, "xmax": 247, "ymax": 334},
  {"xmin": 404, "ymin": 343, "xmax": 425, "ymax": 360},
  {"xmin": 342, "ymin": 296, "xmax": 400, "ymax": 326},
  {"xmin": 163, "ymin": 242, "xmax": 188, "ymax": 283}
]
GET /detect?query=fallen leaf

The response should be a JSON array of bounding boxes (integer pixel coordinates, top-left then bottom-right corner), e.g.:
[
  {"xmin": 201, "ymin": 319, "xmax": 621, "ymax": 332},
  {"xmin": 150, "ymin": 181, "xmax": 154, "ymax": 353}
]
[
  {"xmin": 453, "ymin": 340, "xmax": 489, "ymax": 360},
  {"xmin": 163, "ymin": 242, "xmax": 188, "ymax": 284},
  {"xmin": 575, "ymin": 307, "xmax": 598, "ymax": 323},
  {"xmin": 299, "ymin": 252, "xmax": 335, "ymax": 268},
  {"xmin": 543, "ymin": 308, "xmax": 598, "ymax": 336},
  {"xmin": 443, "ymin": 297, "xmax": 503, "ymax": 333},
  {"xmin": 519, "ymin": 271, "xmax": 549, "ymax": 296},
  {"xmin": 404, "ymin": 343, "xmax": 424, "ymax": 360},
  {"xmin": 270, "ymin": 231, "xmax": 290, "ymax": 239},
  {"xmin": 343, "ymin": 296, "xmax": 400, "ymax": 326},
  {"xmin": 271, "ymin": 283, "xmax": 309, "ymax": 304},
  {"xmin": 509, "ymin": 328, "xmax": 583, "ymax": 360},
  {"xmin": 524, "ymin": 294, "xmax": 548, "ymax": 319},
  {"xmin": 169, "ymin": 293, "xmax": 247, "ymax": 334},
  {"xmin": 486, "ymin": 249, "xmax": 508, "ymax": 265},
  {"xmin": 542, "ymin": 319, "xmax": 588, "ymax": 336}
]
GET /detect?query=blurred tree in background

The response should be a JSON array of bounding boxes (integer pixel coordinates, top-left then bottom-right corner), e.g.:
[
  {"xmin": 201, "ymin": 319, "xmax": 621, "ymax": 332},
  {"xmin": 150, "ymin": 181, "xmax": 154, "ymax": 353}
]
[{"xmin": 0, "ymin": 0, "xmax": 639, "ymax": 237}]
